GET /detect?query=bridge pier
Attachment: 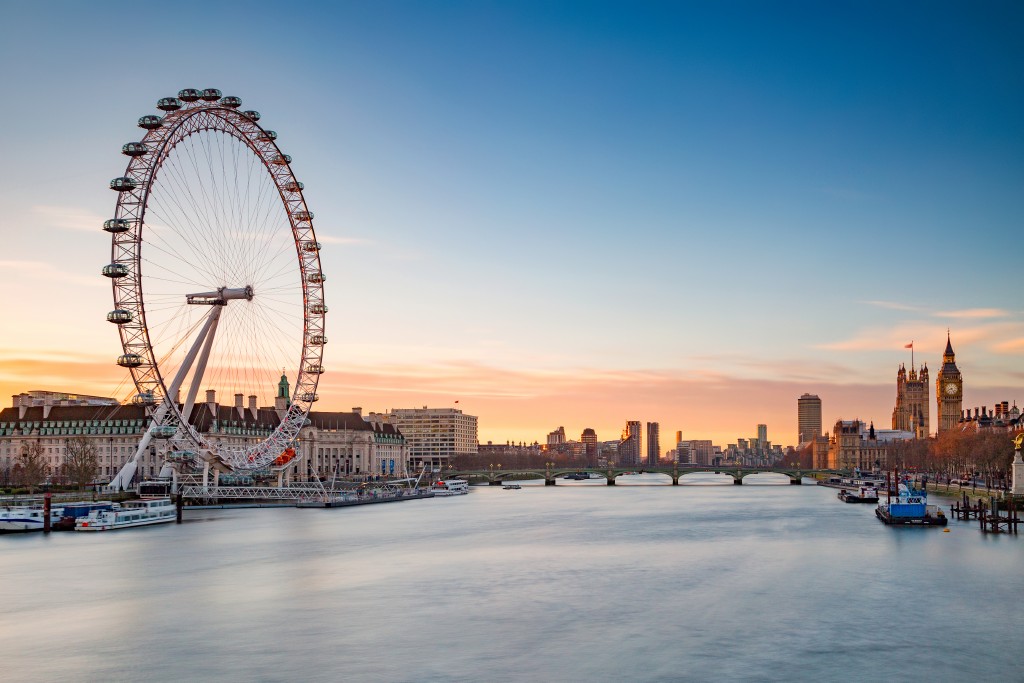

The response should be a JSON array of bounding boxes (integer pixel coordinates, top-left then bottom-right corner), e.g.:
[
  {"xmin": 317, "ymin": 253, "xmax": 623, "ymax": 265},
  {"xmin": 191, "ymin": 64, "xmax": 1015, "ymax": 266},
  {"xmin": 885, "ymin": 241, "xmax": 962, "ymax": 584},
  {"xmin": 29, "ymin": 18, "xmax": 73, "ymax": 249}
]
[
  {"xmin": 545, "ymin": 478, "xmax": 556, "ymax": 486},
  {"xmin": 607, "ymin": 477, "xmax": 616, "ymax": 486},
  {"xmin": 489, "ymin": 480, "xmax": 502, "ymax": 486},
  {"xmin": 790, "ymin": 477, "xmax": 802, "ymax": 485},
  {"xmin": 672, "ymin": 476, "xmax": 679, "ymax": 485},
  {"xmin": 733, "ymin": 478, "xmax": 743, "ymax": 485}
]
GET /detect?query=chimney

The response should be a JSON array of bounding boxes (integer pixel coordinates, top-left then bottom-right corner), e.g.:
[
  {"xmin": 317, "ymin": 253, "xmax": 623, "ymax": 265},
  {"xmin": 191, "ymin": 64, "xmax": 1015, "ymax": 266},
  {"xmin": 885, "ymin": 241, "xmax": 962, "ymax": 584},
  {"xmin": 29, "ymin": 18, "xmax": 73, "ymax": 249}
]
[
  {"xmin": 234, "ymin": 393, "xmax": 243, "ymax": 408},
  {"xmin": 248, "ymin": 394, "xmax": 257, "ymax": 415},
  {"xmin": 206, "ymin": 389, "xmax": 216, "ymax": 404},
  {"xmin": 352, "ymin": 407, "xmax": 362, "ymax": 416}
]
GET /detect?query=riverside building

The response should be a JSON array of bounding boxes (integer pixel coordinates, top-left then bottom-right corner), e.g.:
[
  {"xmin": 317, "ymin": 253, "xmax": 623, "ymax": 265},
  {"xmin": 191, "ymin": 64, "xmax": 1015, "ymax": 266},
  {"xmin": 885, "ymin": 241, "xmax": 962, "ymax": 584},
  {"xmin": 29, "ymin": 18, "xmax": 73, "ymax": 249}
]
[
  {"xmin": 0, "ymin": 389, "xmax": 411, "ymax": 487},
  {"xmin": 367, "ymin": 406, "xmax": 478, "ymax": 472}
]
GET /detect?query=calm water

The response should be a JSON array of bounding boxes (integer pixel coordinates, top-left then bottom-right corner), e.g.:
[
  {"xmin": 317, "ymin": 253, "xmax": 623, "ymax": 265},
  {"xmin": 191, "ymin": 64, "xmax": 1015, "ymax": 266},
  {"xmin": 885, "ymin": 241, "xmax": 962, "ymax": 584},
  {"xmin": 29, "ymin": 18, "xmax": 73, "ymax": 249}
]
[{"xmin": 2, "ymin": 474, "xmax": 1022, "ymax": 682}]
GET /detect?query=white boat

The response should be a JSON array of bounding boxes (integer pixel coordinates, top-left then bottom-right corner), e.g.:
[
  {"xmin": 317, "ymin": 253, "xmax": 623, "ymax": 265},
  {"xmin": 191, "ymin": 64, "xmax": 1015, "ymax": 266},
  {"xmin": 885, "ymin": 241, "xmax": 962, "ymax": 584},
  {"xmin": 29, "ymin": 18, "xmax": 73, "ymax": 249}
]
[
  {"xmin": 0, "ymin": 505, "xmax": 64, "ymax": 533},
  {"xmin": 76, "ymin": 498, "xmax": 176, "ymax": 531},
  {"xmin": 430, "ymin": 479, "xmax": 469, "ymax": 496}
]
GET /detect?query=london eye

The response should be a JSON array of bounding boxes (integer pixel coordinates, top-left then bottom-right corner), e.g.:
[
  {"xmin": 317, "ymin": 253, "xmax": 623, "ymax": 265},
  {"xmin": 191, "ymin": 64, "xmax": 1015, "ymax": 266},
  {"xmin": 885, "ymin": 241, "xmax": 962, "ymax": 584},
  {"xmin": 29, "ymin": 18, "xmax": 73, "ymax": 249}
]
[{"xmin": 102, "ymin": 89, "xmax": 326, "ymax": 488}]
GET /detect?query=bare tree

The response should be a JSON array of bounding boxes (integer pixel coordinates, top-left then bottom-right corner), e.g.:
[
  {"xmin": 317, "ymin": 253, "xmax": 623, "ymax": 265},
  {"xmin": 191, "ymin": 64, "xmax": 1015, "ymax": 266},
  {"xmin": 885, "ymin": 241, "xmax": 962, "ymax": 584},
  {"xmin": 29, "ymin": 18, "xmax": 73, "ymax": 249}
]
[
  {"xmin": 17, "ymin": 441, "xmax": 48, "ymax": 494},
  {"xmin": 63, "ymin": 436, "xmax": 99, "ymax": 490}
]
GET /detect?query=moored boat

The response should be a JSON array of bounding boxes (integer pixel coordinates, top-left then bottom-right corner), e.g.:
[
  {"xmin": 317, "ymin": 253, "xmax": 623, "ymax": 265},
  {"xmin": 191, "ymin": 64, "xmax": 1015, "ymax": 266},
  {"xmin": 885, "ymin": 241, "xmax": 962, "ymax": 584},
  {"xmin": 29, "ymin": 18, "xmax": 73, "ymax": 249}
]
[
  {"xmin": 503, "ymin": 483, "xmax": 522, "ymax": 490},
  {"xmin": 838, "ymin": 486, "xmax": 879, "ymax": 504},
  {"xmin": 0, "ymin": 505, "xmax": 64, "ymax": 533},
  {"xmin": 53, "ymin": 501, "xmax": 118, "ymax": 530},
  {"xmin": 76, "ymin": 498, "xmax": 176, "ymax": 531},
  {"xmin": 430, "ymin": 479, "xmax": 469, "ymax": 496},
  {"xmin": 876, "ymin": 476, "xmax": 946, "ymax": 526}
]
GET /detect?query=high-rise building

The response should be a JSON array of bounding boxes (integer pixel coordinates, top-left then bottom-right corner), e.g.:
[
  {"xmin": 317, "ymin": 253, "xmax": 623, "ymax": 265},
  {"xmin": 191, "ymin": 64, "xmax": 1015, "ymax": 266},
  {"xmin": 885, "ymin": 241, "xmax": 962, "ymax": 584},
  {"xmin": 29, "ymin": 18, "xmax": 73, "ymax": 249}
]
[
  {"xmin": 547, "ymin": 426, "xmax": 566, "ymax": 446},
  {"xmin": 581, "ymin": 428, "xmax": 597, "ymax": 460},
  {"xmin": 936, "ymin": 333, "xmax": 964, "ymax": 433},
  {"xmin": 646, "ymin": 422, "xmax": 660, "ymax": 465},
  {"xmin": 797, "ymin": 394, "xmax": 822, "ymax": 445},
  {"xmin": 368, "ymin": 406, "xmax": 477, "ymax": 471},
  {"xmin": 619, "ymin": 420, "xmax": 642, "ymax": 465},
  {"xmin": 892, "ymin": 362, "xmax": 929, "ymax": 439},
  {"xmin": 756, "ymin": 424, "xmax": 767, "ymax": 446}
]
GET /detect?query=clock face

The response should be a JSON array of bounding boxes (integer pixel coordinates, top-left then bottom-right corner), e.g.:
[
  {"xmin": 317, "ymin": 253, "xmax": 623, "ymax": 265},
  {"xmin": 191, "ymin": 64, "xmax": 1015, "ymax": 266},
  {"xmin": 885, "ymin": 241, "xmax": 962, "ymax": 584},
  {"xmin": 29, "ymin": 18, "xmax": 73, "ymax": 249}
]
[{"xmin": 945, "ymin": 382, "xmax": 958, "ymax": 396}]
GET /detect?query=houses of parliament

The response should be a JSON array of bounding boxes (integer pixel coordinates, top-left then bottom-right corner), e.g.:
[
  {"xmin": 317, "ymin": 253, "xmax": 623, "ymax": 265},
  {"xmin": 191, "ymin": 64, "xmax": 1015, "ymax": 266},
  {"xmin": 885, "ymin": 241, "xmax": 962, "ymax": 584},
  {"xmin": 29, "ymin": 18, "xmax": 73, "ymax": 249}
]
[{"xmin": 892, "ymin": 333, "xmax": 964, "ymax": 437}]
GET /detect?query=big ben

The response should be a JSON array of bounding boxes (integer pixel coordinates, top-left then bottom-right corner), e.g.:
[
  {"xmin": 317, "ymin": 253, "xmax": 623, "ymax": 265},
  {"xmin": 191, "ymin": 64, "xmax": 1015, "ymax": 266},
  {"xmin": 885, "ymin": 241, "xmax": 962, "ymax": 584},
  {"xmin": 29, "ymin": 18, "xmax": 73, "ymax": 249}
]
[{"xmin": 936, "ymin": 333, "xmax": 963, "ymax": 433}]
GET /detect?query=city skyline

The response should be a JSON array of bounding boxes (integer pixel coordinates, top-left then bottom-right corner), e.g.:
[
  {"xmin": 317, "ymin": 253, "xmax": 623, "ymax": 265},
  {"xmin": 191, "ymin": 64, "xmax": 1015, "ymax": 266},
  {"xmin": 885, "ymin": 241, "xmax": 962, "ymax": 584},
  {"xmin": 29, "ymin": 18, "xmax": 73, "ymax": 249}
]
[{"xmin": 1, "ymin": 2, "xmax": 1022, "ymax": 447}]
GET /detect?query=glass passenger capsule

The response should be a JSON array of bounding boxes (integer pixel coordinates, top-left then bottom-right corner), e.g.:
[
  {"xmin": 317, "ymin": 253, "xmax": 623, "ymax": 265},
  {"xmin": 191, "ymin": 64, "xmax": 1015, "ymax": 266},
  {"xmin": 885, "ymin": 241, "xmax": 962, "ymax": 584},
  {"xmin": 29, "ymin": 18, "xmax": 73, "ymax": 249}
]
[
  {"xmin": 306, "ymin": 272, "xmax": 325, "ymax": 284},
  {"xmin": 284, "ymin": 181, "xmax": 304, "ymax": 192},
  {"xmin": 106, "ymin": 309, "xmax": 133, "ymax": 324},
  {"xmin": 308, "ymin": 303, "xmax": 328, "ymax": 315},
  {"xmin": 102, "ymin": 263, "xmax": 129, "ymax": 278},
  {"xmin": 178, "ymin": 88, "xmax": 201, "ymax": 102},
  {"xmin": 132, "ymin": 391, "xmax": 156, "ymax": 406},
  {"xmin": 241, "ymin": 110, "xmax": 261, "ymax": 121},
  {"xmin": 220, "ymin": 95, "xmax": 242, "ymax": 108},
  {"xmin": 110, "ymin": 177, "xmax": 138, "ymax": 191},
  {"xmin": 157, "ymin": 97, "xmax": 183, "ymax": 111},
  {"xmin": 258, "ymin": 130, "xmax": 277, "ymax": 142},
  {"xmin": 305, "ymin": 364, "xmax": 325, "ymax": 375},
  {"xmin": 138, "ymin": 115, "xmax": 163, "ymax": 130},
  {"xmin": 200, "ymin": 88, "xmax": 222, "ymax": 101},
  {"xmin": 103, "ymin": 218, "xmax": 131, "ymax": 233},
  {"xmin": 117, "ymin": 353, "xmax": 144, "ymax": 368},
  {"xmin": 300, "ymin": 393, "xmax": 319, "ymax": 402},
  {"xmin": 309, "ymin": 334, "xmax": 327, "ymax": 345},
  {"xmin": 122, "ymin": 142, "xmax": 149, "ymax": 157},
  {"xmin": 272, "ymin": 154, "xmax": 292, "ymax": 165},
  {"xmin": 165, "ymin": 450, "xmax": 195, "ymax": 462},
  {"xmin": 293, "ymin": 210, "xmax": 313, "ymax": 221},
  {"xmin": 301, "ymin": 241, "xmax": 321, "ymax": 252},
  {"xmin": 150, "ymin": 425, "xmax": 177, "ymax": 438}
]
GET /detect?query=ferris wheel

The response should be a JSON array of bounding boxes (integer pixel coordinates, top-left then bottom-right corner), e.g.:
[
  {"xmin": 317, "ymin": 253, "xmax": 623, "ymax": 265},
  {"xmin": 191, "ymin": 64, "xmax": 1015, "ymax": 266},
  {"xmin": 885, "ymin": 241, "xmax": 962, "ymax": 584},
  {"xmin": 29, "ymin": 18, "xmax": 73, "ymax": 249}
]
[{"xmin": 103, "ymin": 88, "xmax": 326, "ymax": 489}]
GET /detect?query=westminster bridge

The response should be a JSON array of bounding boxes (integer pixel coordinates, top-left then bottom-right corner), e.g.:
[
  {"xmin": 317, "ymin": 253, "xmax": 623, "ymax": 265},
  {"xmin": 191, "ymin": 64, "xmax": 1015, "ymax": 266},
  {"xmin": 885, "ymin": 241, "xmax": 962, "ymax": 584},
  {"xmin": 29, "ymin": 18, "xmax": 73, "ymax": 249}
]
[{"xmin": 450, "ymin": 465, "xmax": 823, "ymax": 486}]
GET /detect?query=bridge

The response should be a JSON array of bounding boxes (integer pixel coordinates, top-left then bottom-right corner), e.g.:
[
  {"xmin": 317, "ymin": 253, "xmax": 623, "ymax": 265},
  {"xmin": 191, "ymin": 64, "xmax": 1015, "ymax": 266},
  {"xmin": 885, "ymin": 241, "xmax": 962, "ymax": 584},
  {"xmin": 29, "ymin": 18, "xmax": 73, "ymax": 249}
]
[{"xmin": 451, "ymin": 465, "xmax": 823, "ymax": 486}]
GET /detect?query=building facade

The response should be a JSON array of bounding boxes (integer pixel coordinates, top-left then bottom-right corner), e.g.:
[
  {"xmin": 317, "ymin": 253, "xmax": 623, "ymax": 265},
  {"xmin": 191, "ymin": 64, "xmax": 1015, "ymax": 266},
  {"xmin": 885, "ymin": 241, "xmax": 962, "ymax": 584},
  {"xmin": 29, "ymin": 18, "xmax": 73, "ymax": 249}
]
[
  {"xmin": 936, "ymin": 334, "xmax": 963, "ymax": 434},
  {"xmin": 893, "ymin": 363, "xmax": 929, "ymax": 438},
  {"xmin": 618, "ymin": 420, "xmax": 642, "ymax": 465},
  {"xmin": 827, "ymin": 419, "xmax": 886, "ymax": 471},
  {"xmin": 367, "ymin": 406, "xmax": 478, "ymax": 471},
  {"xmin": 797, "ymin": 394, "xmax": 822, "ymax": 445},
  {"xmin": 0, "ymin": 391, "xmax": 411, "ymax": 487}
]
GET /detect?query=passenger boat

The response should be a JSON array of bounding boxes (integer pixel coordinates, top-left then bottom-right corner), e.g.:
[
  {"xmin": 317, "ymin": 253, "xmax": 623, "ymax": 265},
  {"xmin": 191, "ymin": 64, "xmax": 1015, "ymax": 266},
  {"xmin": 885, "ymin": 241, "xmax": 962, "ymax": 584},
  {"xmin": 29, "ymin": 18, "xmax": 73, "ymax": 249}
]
[
  {"xmin": 876, "ymin": 476, "xmax": 946, "ymax": 526},
  {"xmin": 838, "ymin": 486, "xmax": 879, "ymax": 504},
  {"xmin": 430, "ymin": 479, "xmax": 469, "ymax": 496},
  {"xmin": 53, "ymin": 501, "xmax": 118, "ymax": 530},
  {"xmin": 75, "ymin": 498, "xmax": 176, "ymax": 531},
  {"xmin": 0, "ymin": 505, "xmax": 64, "ymax": 533},
  {"xmin": 503, "ymin": 483, "xmax": 522, "ymax": 490}
]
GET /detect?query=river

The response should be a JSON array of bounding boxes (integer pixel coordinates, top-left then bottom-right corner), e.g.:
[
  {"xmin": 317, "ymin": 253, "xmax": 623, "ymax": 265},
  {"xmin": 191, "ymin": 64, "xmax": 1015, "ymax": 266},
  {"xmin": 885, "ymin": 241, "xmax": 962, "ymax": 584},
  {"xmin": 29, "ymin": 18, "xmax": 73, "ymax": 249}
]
[{"xmin": 2, "ymin": 474, "xmax": 1022, "ymax": 682}]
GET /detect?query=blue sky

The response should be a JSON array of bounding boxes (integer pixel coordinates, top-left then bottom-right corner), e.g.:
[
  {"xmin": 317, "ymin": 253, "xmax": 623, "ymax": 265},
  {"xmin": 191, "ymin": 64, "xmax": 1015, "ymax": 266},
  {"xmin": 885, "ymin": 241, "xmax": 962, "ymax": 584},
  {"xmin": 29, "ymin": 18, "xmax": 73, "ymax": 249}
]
[{"xmin": 1, "ymin": 1, "xmax": 1022, "ymax": 446}]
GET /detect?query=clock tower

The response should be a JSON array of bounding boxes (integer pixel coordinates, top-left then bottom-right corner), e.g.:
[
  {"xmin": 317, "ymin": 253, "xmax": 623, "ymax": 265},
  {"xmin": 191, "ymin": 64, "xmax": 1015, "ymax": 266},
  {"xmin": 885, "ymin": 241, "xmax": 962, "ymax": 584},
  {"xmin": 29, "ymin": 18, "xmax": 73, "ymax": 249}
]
[{"xmin": 936, "ymin": 333, "xmax": 963, "ymax": 433}]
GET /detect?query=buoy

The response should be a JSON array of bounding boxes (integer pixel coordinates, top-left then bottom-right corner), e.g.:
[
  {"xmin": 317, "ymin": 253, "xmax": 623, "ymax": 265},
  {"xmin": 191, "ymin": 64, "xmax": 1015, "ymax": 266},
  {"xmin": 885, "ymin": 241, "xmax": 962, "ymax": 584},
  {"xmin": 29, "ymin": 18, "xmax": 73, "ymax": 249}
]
[{"xmin": 943, "ymin": 528, "xmax": 950, "ymax": 532}]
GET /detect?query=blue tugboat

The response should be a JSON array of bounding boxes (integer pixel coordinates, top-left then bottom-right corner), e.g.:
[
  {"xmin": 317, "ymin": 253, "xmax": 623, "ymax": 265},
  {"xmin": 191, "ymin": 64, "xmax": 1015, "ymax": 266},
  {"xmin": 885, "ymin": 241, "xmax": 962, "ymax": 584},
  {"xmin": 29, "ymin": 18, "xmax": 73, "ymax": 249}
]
[{"xmin": 876, "ymin": 474, "xmax": 947, "ymax": 526}]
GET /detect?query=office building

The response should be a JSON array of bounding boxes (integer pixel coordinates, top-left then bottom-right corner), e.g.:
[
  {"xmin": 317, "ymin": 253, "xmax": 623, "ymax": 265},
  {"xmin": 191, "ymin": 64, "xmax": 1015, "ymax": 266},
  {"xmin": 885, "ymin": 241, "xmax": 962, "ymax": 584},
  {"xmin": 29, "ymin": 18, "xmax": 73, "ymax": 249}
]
[
  {"xmin": 646, "ymin": 422, "xmax": 660, "ymax": 465},
  {"xmin": 797, "ymin": 394, "xmax": 822, "ymax": 445}
]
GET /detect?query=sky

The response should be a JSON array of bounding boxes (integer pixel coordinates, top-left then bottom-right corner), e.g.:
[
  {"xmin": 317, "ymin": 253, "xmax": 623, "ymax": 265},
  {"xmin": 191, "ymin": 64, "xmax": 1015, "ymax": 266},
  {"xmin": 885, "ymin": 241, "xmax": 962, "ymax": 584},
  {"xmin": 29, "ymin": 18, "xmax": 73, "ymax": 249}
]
[{"xmin": 0, "ymin": 1, "xmax": 1022, "ymax": 448}]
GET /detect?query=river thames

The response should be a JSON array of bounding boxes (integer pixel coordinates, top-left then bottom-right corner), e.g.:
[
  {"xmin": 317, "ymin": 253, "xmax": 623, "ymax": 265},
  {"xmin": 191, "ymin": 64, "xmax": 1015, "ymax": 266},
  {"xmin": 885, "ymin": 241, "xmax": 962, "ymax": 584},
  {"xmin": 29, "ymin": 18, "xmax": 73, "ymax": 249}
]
[{"xmin": 2, "ymin": 474, "xmax": 1022, "ymax": 682}]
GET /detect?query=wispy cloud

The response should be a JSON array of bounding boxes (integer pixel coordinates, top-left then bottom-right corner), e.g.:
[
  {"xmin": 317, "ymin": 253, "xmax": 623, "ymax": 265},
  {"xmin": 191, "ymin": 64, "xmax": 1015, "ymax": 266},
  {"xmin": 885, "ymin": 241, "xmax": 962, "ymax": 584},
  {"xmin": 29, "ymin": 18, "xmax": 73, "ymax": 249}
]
[
  {"xmin": 932, "ymin": 308, "xmax": 1011, "ymax": 320},
  {"xmin": 32, "ymin": 205, "xmax": 105, "ymax": 233},
  {"xmin": 859, "ymin": 300, "xmax": 921, "ymax": 312}
]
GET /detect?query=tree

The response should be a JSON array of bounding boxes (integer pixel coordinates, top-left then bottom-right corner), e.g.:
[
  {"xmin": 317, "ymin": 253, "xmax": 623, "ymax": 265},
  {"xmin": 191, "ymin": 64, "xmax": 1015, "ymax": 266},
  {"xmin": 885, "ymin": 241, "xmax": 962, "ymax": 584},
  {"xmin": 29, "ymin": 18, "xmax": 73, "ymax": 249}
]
[
  {"xmin": 17, "ymin": 441, "xmax": 48, "ymax": 494},
  {"xmin": 63, "ymin": 436, "xmax": 99, "ymax": 490}
]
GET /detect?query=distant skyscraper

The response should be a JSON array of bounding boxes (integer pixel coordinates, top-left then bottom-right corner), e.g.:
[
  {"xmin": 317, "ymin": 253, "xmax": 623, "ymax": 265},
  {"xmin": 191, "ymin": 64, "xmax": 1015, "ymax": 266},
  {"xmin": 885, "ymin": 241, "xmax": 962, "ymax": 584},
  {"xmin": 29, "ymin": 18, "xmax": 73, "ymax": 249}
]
[
  {"xmin": 756, "ymin": 424, "xmax": 767, "ymax": 447},
  {"xmin": 581, "ymin": 428, "xmax": 597, "ymax": 460},
  {"xmin": 619, "ymin": 420, "xmax": 642, "ymax": 465},
  {"xmin": 547, "ymin": 426, "xmax": 566, "ymax": 446},
  {"xmin": 646, "ymin": 422, "xmax": 660, "ymax": 465},
  {"xmin": 797, "ymin": 394, "xmax": 822, "ymax": 444}
]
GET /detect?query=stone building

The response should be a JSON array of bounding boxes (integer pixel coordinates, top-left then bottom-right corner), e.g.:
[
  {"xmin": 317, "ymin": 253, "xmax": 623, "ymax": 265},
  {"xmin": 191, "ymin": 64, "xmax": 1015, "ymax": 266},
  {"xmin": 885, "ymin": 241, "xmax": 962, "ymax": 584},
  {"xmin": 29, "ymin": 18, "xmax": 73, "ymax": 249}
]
[{"xmin": 827, "ymin": 419, "xmax": 886, "ymax": 471}]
